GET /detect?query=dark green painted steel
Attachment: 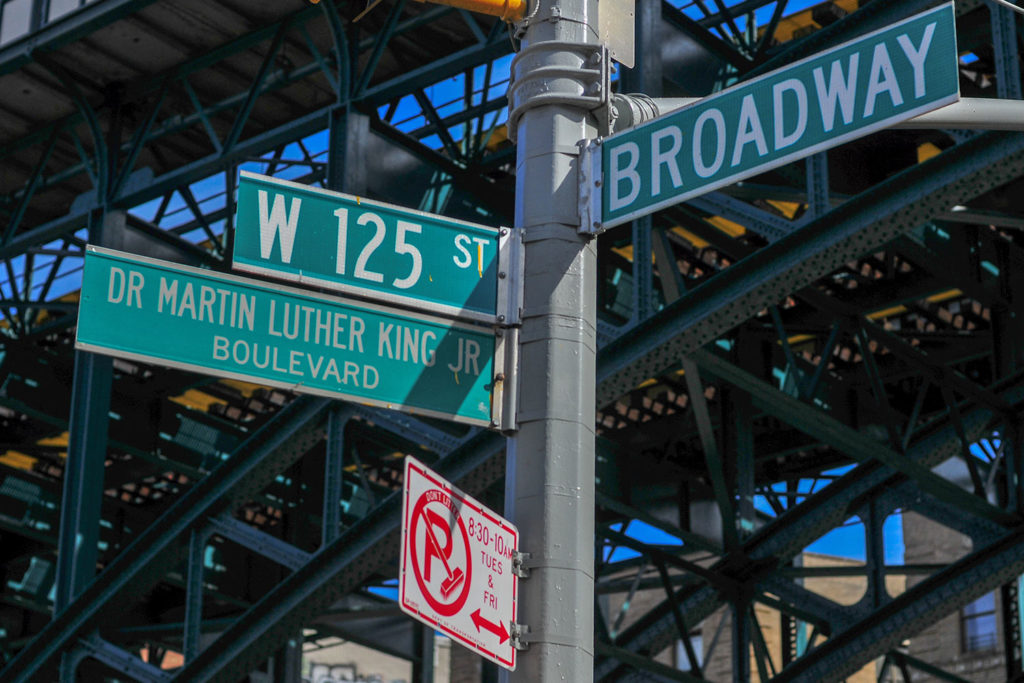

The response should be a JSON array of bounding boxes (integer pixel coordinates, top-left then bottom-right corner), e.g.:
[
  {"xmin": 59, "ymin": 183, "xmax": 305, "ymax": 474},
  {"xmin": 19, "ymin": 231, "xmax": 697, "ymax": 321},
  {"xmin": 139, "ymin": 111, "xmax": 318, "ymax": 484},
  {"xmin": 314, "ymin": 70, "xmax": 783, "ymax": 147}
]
[
  {"xmin": 1, "ymin": 397, "xmax": 332, "ymax": 682},
  {"xmin": 5, "ymin": 1, "xmax": 1024, "ymax": 682}
]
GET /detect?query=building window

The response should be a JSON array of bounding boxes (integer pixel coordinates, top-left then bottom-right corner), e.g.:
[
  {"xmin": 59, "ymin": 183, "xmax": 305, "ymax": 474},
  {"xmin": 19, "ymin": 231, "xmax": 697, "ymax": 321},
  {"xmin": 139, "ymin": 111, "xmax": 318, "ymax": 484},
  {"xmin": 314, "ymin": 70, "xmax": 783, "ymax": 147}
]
[
  {"xmin": 0, "ymin": 0, "xmax": 32, "ymax": 46},
  {"xmin": 962, "ymin": 592, "xmax": 998, "ymax": 652},
  {"xmin": 675, "ymin": 633, "xmax": 703, "ymax": 672}
]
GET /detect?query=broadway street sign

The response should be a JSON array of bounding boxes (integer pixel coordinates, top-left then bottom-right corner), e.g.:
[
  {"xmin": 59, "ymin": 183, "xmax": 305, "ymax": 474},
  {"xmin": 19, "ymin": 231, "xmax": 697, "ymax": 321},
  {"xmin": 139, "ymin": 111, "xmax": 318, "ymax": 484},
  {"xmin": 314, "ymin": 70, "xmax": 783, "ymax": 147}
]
[
  {"xmin": 586, "ymin": 2, "xmax": 959, "ymax": 230},
  {"xmin": 77, "ymin": 247, "xmax": 503, "ymax": 427},
  {"xmin": 233, "ymin": 172, "xmax": 507, "ymax": 324}
]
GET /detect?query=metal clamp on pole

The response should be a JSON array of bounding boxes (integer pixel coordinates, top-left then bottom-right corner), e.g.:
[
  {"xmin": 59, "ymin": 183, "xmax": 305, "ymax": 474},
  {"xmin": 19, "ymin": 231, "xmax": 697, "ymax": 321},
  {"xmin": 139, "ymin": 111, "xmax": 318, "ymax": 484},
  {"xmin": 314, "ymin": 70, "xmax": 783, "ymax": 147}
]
[
  {"xmin": 510, "ymin": 622, "xmax": 531, "ymax": 651},
  {"xmin": 512, "ymin": 550, "xmax": 532, "ymax": 578},
  {"xmin": 507, "ymin": 40, "xmax": 611, "ymax": 143}
]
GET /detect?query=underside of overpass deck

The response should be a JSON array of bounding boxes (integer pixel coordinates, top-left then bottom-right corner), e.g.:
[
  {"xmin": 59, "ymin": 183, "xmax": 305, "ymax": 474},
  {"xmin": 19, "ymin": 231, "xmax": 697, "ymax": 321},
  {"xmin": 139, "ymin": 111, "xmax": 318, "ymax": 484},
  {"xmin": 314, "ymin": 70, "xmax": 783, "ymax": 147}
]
[{"xmin": 2, "ymin": 0, "xmax": 1024, "ymax": 681}]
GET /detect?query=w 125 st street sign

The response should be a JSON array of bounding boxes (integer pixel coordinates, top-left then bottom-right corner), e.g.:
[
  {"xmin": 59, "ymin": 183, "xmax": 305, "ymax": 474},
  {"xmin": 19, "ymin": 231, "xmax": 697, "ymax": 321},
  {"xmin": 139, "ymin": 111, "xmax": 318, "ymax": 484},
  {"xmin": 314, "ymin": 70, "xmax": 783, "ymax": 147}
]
[
  {"xmin": 233, "ymin": 172, "xmax": 505, "ymax": 323},
  {"xmin": 400, "ymin": 456, "xmax": 519, "ymax": 671},
  {"xmin": 587, "ymin": 2, "xmax": 959, "ymax": 230},
  {"xmin": 76, "ymin": 247, "xmax": 502, "ymax": 426}
]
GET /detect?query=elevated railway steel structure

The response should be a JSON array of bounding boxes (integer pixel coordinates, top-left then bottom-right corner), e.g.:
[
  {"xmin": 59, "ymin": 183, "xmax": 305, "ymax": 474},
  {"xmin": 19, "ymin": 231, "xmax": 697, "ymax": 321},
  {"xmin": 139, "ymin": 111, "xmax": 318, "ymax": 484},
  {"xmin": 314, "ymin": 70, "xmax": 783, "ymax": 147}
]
[{"xmin": 1, "ymin": 0, "xmax": 1024, "ymax": 681}]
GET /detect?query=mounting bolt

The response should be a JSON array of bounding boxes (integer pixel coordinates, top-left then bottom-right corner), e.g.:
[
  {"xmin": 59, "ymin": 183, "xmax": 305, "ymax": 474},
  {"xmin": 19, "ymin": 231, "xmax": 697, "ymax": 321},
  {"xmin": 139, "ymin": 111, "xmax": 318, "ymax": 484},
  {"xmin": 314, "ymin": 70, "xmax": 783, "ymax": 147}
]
[
  {"xmin": 592, "ymin": 221, "xmax": 602, "ymax": 230},
  {"xmin": 496, "ymin": 373, "xmax": 506, "ymax": 382},
  {"xmin": 499, "ymin": 271, "xmax": 507, "ymax": 279},
  {"xmin": 512, "ymin": 550, "xmax": 531, "ymax": 578},
  {"xmin": 594, "ymin": 179, "xmax": 602, "ymax": 187},
  {"xmin": 510, "ymin": 623, "xmax": 530, "ymax": 651},
  {"xmin": 498, "ymin": 314, "xmax": 506, "ymax": 322},
  {"xmin": 500, "ymin": 228, "xmax": 509, "ymax": 236}
]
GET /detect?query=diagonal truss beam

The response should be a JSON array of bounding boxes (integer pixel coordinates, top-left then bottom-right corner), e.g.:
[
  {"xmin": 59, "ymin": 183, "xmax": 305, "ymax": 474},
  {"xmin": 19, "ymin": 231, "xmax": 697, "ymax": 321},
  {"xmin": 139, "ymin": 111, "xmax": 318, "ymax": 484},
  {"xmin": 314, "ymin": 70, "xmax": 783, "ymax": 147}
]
[
  {"xmin": 595, "ymin": 378, "xmax": 1024, "ymax": 680},
  {"xmin": 0, "ymin": 396, "xmax": 332, "ymax": 682},
  {"xmin": 693, "ymin": 348, "xmax": 1018, "ymax": 527},
  {"xmin": 597, "ymin": 130, "xmax": 1024, "ymax": 407},
  {"xmin": 771, "ymin": 527, "xmax": 1024, "ymax": 682},
  {"xmin": 168, "ymin": 431, "xmax": 506, "ymax": 681}
]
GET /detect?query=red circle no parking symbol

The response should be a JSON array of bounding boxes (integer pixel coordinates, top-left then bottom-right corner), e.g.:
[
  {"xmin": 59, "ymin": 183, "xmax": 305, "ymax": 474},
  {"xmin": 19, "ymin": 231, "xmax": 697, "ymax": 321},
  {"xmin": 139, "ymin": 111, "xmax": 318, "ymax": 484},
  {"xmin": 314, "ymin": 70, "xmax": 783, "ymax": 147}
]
[{"xmin": 409, "ymin": 489, "xmax": 473, "ymax": 617}]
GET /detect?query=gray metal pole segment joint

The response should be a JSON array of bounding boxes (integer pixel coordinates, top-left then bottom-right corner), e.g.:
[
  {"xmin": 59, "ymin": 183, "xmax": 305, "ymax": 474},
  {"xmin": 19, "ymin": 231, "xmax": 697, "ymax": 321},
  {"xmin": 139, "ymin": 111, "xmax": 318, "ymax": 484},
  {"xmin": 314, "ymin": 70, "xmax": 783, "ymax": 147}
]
[{"xmin": 507, "ymin": 40, "xmax": 611, "ymax": 143}]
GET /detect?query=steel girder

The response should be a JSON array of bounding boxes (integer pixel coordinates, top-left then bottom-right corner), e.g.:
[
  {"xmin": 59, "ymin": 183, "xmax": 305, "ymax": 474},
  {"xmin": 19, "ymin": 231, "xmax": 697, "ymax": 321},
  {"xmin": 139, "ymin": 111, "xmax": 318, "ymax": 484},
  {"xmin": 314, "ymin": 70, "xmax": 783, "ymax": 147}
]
[
  {"xmin": 0, "ymin": 0, "xmax": 514, "ymax": 340},
  {"xmin": 0, "ymin": 395, "xmax": 331, "ymax": 681},
  {"xmin": 168, "ymin": 430, "xmax": 506, "ymax": 682},
  {"xmin": 597, "ymin": 128, "xmax": 1024, "ymax": 406},
  {"xmin": 772, "ymin": 526, "xmax": 1024, "ymax": 682},
  {"xmin": 597, "ymin": 376, "xmax": 1024, "ymax": 680},
  {"xmin": 0, "ymin": 388, "xmax": 488, "ymax": 680},
  {"xmin": 5, "ymin": 1, "xmax": 1024, "ymax": 681}
]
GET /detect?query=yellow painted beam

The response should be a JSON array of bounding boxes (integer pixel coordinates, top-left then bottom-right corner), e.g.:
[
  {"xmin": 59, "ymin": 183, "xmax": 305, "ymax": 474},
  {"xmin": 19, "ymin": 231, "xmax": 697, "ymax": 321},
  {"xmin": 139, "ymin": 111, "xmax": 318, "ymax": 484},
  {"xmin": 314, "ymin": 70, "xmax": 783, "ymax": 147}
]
[
  {"xmin": 867, "ymin": 304, "xmax": 907, "ymax": 320},
  {"xmin": 672, "ymin": 226, "xmax": 710, "ymax": 249},
  {"xmin": 38, "ymin": 431, "xmax": 68, "ymax": 447},
  {"xmin": 926, "ymin": 289, "xmax": 962, "ymax": 304},
  {"xmin": 413, "ymin": 0, "xmax": 525, "ymax": 21},
  {"xmin": 766, "ymin": 199, "xmax": 801, "ymax": 220},
  {"xmin": 770, "ymin": 0, "xmax": 861, "ymax": 44},
  {"xmin": 169, "ymin": 389, "xmax": 229, "ymax": 412},
  {"xmin": 0, "ymin": 451, "xmax": 37, "ymax": 471},
  {"xmin": 707, "ymin": 216, "xmax": 746, "ymax": 237},
  {"xmin": 220, "ymin": 379, "xmax": 266, "ymax": 398},
  {"xmin": 917, "ymin": 142, "xmax": 942, "ymax": 163}
]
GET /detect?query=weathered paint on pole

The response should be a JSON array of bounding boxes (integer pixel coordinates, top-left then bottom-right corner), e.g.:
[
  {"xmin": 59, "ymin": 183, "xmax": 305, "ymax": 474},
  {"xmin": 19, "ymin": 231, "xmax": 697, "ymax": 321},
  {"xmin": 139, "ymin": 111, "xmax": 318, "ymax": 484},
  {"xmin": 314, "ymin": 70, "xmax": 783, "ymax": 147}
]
[{"xmin": 505, "ymin": 0, "xmax": 600, "ymax": 679}]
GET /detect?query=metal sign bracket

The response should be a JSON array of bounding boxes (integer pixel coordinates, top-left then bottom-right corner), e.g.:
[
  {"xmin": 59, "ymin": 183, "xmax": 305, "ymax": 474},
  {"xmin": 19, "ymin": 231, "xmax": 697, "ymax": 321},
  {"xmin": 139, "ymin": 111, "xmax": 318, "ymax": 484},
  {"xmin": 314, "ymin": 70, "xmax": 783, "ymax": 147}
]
[
  {"xmin": 512, "ymin": 550, "xmax": 531, "ymax": 578},
  {"xmin": 496, "ymin": 227, "xmax": 525, "ymax": 326},
  {"xmin": 510, "ymin": 622, "xmax": 531, "ymax": 651},
  {"xmin": 578, "ymin": 139, "xmax": 605, "ymax": 236},
  {"xmin": 492, "ymin": 326, "xmax": 520, "ymax": 433}
]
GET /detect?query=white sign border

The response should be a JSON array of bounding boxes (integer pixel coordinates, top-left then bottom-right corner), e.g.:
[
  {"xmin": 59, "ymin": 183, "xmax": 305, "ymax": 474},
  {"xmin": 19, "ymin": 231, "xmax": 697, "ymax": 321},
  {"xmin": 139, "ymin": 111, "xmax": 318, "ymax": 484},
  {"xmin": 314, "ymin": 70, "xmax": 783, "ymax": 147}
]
[{"xmin": 399, "ymin": 456, "xmax": 519, "ymax": 671}]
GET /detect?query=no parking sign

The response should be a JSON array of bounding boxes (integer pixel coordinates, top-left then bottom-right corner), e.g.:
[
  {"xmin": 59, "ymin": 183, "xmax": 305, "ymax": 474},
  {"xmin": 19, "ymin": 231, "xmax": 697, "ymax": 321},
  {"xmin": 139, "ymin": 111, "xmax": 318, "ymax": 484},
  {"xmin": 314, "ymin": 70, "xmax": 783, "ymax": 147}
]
[{"xmin": 399, "ymin": 456, "xmax": 519, "ymax": 670}]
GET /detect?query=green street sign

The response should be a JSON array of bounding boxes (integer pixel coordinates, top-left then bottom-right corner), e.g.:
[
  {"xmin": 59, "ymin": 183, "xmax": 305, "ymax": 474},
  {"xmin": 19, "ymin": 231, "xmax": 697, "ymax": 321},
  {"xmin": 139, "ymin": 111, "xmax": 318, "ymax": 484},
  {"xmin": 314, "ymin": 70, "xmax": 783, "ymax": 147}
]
[
  {"xmin": 77, "ymin": 247, "xmax": 503, "ymax": 427},
  {"xmin": 233, "ymin": 172, "xmax": 505, "ymax": 323},
  {"xmin": 588, "ymin": 2, "xmax": 959, "ymax": 230}
]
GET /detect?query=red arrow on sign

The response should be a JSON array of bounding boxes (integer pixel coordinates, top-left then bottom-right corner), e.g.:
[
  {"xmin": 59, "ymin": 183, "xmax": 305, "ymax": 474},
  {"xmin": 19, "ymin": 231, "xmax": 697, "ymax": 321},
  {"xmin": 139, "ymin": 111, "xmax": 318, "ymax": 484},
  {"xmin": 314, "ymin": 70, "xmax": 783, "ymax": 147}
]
[{"xmin": 471, "ymin": 609, "xmax": 509, "ymax": 644}]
